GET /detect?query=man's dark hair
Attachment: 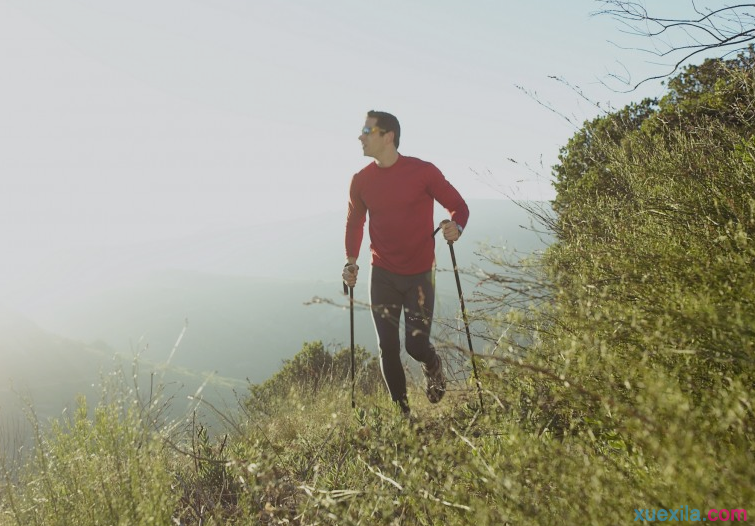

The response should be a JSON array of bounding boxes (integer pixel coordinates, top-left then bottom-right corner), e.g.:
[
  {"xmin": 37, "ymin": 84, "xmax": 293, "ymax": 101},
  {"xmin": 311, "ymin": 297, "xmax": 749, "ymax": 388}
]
[{"xmin": 368, "ymin": 110, "xmax": 400, "ymax": 149}]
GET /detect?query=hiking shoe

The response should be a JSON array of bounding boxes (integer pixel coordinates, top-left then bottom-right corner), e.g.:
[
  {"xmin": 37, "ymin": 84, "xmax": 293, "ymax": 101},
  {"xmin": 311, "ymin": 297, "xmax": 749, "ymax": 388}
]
[
  {"xmin": 422, "ymin": 354, "xmax": 446, "ymax": 404},
  {"xmin": 396, "ymin": 398, "xmax": 411, "ymax": 418}
]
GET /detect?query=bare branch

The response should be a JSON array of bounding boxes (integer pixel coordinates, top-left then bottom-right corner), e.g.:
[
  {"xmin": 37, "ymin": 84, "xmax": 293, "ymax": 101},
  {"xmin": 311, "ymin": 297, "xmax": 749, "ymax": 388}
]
[{"xmin": 594, "ymin": 1, "xmax": 755, "ymax": 90}]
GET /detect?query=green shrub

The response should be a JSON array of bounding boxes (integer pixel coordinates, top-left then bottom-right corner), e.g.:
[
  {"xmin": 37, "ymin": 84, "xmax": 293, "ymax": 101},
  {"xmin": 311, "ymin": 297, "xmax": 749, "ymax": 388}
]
[
  {"xmin": 245, "ymin": 341, "xmax": 382, "ymax": 416},
  {"xmin": 476, "ymin": 51, "xmax": 755, "ymax": 521},
  {"xmin": 1, "ymin": 393, "xmax": 176, "ymax": 526}
]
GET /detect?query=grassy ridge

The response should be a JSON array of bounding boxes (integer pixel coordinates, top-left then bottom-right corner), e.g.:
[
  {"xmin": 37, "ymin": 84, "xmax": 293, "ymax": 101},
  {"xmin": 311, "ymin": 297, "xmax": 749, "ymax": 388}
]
[{"xmin": 0, "ymin": 358, "xmax": 659, "ymax": 525}]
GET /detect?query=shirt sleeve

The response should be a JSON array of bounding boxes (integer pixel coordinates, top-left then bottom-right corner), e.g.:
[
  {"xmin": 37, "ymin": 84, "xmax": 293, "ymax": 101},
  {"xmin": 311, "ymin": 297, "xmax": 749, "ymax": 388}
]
[
  {"xmin": 345, "ymin": 174, "xmax": 367, "ymax": 260},
  {"xmin": 426, "ymin": 164, "xmax": 470, "ymax": 229}
]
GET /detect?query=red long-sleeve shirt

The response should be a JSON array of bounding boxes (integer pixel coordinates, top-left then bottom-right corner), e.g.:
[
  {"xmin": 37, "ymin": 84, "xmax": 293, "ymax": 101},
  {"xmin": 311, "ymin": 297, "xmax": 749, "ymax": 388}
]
[{"xmin": 345, "ymin": 155, "xmax": 469, "ymax": 275}]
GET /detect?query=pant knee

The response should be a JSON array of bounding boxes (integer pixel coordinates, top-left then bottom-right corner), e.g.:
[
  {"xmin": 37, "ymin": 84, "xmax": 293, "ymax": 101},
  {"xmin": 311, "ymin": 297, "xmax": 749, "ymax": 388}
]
[{"xmin": 405, "ymin": 336, "xmax": 435, "ymax": 363}]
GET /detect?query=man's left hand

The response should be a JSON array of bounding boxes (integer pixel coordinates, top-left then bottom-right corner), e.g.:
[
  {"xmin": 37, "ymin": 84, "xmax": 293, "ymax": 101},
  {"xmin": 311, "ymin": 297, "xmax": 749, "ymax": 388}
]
[{"xmin": 440, "ymin": 220, "xmax": 462, "ymax": 243}]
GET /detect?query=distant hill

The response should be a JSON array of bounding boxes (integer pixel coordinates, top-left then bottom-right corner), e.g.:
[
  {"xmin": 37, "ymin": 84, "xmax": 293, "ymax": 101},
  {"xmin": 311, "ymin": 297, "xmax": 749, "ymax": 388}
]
[
  {"xmin": 7, "ymin": 199, "xmax": 549, "ymax": 303},
  {"xmin": 20, "ymin": 199, "xmax": 551, "ymax": 378},
  {"xmin": 28, "ymin": 271, "xmax": 367, "ymax": 382},
  {"xmin": 0, "ymin": 310, "xmax": 106, "ymax": 416},
  {"xmin": 1, "ymin": 199, "xmax": 551, "ymax": 435},
  {"xmin": 0, "ymin": 308, "xmax": 246, "ymax": 452}
]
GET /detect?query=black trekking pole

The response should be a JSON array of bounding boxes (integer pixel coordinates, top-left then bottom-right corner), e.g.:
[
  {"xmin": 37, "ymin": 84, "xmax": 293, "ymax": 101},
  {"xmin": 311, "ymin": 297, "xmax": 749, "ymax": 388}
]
[
  {"xmin": 343, "ymin": 281, "xmax": 356, "ymax": 409},
  {"xmin": 435, "ymin": 222, "xmax": 484, "ymax": 410}
]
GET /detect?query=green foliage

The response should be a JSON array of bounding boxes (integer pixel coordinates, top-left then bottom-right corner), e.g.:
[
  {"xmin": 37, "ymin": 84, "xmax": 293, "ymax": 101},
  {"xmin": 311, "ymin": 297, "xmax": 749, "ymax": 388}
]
[
  {"xmin": 1, "ymin": 392, "xmax": 176, "ymax": 526},
  {"xmin": 551, "ymin": 96, "xmax": 657, "ymax": 227},
  {"xmin": 656, "ymin": 49, "xmax": 755, "ymax": 130},
  {"xmin": 483, "ymin": 49, "xmax": 755, "ymax": 519},
  {"xmin": 245, "ymin": 341, "xmax": 382, "ymax": 416},
  {"xmin": 172, "ymin": 421, "xmax": 244, "ymax": 523},
  {"xmin": 553, "ymin": 47, "xmax": 755, "ymax": 230}
]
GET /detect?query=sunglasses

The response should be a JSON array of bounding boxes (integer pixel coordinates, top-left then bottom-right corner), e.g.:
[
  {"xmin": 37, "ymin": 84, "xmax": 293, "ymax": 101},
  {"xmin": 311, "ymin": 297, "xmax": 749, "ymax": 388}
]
[{"xmin": 361, "ymin": 126, "xmax": 386, "ymax": 135}]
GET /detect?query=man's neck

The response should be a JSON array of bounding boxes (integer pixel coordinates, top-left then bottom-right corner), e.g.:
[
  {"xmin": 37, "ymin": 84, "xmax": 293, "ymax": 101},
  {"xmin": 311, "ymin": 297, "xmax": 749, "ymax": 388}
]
[{"xmin": 374, "ymin": 150, "xmax": 400, "ymax": 168}]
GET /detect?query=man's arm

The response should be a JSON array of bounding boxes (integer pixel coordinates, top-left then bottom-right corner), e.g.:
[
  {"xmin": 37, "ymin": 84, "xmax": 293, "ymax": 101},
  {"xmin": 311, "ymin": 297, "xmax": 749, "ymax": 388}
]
[
  {"xmin": 427, "ymin": 164, "xmax": 469, "ymax": 240},
  {"xmin": 343, "ymin": 175, "xmax": 366, "ymax": 286}
]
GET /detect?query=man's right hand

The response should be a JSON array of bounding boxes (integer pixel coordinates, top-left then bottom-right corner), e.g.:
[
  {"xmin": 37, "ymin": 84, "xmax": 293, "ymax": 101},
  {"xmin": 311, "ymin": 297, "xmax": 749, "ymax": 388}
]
[{"xmin": 342, "ymin": 263, "xmax": 359, "ymax": 288}]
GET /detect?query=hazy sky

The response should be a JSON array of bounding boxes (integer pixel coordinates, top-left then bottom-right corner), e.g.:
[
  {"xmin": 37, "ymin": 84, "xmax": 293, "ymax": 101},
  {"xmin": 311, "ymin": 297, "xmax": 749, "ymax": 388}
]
[{"xmin": 1, "ymin": 0, "xmax": 715, "ymax": 313}]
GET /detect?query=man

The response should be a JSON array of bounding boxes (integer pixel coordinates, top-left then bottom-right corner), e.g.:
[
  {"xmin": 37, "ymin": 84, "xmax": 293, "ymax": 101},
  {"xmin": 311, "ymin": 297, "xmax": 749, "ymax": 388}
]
[{"xmin": 342, "ymin": 110, "xmax": 469, "ymax": 417}]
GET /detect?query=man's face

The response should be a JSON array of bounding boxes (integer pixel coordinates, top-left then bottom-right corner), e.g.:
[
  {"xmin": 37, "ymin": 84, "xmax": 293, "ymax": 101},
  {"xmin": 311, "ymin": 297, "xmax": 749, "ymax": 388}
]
[{"xmin": 359, "ymin": 117, "xmax": 391, "ymax": 158}]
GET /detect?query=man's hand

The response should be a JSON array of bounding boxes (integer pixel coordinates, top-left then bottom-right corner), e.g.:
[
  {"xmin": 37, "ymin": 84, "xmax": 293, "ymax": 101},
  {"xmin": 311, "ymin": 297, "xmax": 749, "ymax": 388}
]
[
  {"xmin": 342, "ymin": 263, "xmax": 359, "ymax": 288},
  {"xmin": 440, "ymin": 220, "xmax": 462, "ymax": 243}
]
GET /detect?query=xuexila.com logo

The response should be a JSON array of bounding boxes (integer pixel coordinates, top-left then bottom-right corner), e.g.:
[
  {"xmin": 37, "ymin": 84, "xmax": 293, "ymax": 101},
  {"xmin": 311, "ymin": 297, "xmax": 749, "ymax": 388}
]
[{"xmin": 633, "ymin": 506, "xmax": 747, "ymax": 522}]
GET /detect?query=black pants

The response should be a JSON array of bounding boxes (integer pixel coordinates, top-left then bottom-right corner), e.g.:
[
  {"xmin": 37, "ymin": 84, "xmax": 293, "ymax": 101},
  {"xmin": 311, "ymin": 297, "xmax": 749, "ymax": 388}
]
[{"xmin": 369, "ymin": 265, "xmax": 437, "ymax": 402}]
